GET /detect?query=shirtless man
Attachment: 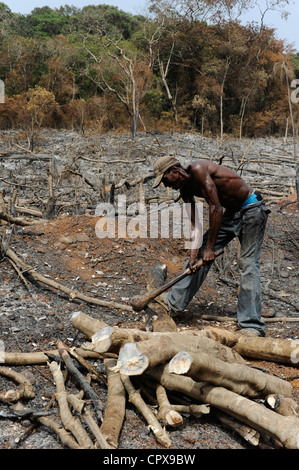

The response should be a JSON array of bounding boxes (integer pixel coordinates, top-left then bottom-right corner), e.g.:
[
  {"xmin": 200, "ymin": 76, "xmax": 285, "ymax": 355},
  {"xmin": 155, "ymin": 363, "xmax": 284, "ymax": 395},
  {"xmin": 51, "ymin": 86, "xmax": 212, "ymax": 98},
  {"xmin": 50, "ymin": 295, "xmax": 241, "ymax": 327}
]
[{"xmin": 152, "ymin": 155, "xmax": 270, "ymax": 336}]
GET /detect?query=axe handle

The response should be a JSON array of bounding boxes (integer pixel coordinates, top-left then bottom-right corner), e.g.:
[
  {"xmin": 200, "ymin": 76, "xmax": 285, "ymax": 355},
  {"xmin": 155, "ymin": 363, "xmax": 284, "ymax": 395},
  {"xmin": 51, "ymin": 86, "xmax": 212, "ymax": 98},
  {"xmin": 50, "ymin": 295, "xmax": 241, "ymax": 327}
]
[{"xmin": 131, "ymin": 248, "xmax": 224, "ymax": 312}]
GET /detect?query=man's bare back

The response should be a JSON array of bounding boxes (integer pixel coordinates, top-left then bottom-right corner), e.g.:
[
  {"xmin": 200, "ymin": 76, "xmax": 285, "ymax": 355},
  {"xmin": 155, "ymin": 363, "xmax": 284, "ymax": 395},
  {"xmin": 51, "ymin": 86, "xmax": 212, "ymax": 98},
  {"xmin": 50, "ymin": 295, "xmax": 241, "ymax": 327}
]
[{"xmin": 181, "ymin": 161, "xmax": 252, "ymax": 212}]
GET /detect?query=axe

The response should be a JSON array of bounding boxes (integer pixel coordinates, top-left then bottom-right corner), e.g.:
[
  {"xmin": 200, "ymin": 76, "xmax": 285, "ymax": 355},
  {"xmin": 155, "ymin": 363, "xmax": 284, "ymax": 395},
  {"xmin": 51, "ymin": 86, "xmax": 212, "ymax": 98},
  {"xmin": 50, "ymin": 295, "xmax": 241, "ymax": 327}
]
[{"xmin": 131, "ymin": 248, "xmax": 224, "ymax": 312}]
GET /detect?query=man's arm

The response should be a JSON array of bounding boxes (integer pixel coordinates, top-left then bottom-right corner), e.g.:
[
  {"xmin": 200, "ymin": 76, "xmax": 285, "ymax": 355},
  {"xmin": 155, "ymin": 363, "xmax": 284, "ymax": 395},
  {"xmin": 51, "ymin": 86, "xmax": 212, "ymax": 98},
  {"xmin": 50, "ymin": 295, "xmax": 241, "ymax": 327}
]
[
  {"xmin": 191, "ymin": 163, "xmax": 223, "ymax": 264},
  {"xmin": 182, "ymin": 194, "xmax": 202, "ymax": 271}
]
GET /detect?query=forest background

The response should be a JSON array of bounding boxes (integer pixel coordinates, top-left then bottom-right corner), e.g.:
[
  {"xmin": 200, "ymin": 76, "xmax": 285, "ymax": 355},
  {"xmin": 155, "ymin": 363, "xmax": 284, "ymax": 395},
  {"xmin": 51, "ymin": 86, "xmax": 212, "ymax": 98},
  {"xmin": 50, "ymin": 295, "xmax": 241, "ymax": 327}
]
[{"xmin": 0, "ymin": 0, "xmax": 298, "ymax": 143}]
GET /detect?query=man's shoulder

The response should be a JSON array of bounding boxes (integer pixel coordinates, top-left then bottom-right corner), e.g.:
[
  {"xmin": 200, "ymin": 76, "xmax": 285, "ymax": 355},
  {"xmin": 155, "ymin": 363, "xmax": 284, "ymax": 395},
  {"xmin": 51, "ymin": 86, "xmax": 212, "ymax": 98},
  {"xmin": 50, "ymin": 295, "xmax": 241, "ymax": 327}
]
[{"xmin": 190, "ymin": 160, "xmax": 215, "ymax": 170}]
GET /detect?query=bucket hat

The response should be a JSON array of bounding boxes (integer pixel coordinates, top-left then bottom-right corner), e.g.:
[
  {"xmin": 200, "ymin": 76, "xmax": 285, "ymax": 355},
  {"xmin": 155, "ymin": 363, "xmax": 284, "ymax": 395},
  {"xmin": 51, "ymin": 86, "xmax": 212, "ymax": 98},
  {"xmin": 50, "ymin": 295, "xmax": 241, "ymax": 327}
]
[{"xmin": 152, "ymin": 156, "xmax": 180, "ymax": 188}]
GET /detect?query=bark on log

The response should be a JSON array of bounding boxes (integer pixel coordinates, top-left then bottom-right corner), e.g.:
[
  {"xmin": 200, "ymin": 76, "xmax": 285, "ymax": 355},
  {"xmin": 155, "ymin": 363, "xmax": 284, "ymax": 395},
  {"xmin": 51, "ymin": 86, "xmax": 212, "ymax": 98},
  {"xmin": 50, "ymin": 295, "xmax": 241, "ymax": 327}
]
[
  {"xmin": 234, "ymin": 335, "xmax": 299, "ymax": 365},
  {"xmin": 87, "ymin": 321, "xmax": 238, "ymax": 355},
  {"xmin": 168, "ymin": 351, "xmax": 292, "ymax": 398},
  {"xmin": 147, "ymin": 364, "xmax": 299, "ymax": 449},
  {"xmin": 117, "ymin": 334, "xmax": 245, "ymax": 376},
  {"xmin": 71, "ymin": 311, "xmax": 108, "ymax": 339},
  {"xmin": 100, "ymin": 358, "xmax": 126, "ymax": 448}
]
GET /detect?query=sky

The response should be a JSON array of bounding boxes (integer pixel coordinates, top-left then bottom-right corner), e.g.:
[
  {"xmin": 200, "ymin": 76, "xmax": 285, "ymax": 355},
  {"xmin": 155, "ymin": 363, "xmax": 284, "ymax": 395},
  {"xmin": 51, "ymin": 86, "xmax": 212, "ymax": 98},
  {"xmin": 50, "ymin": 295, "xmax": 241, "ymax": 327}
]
[{"xmin": 4, "ymin": 0, "xmax": 299, "ymax": 51}]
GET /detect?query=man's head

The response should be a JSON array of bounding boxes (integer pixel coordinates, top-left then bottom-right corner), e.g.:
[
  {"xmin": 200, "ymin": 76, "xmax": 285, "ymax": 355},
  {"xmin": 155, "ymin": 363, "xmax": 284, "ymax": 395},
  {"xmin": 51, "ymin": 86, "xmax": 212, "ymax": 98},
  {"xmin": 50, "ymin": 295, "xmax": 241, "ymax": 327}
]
[{"xmin": 152, "ymin": 155, "xmax": 180, "ymax": 189}]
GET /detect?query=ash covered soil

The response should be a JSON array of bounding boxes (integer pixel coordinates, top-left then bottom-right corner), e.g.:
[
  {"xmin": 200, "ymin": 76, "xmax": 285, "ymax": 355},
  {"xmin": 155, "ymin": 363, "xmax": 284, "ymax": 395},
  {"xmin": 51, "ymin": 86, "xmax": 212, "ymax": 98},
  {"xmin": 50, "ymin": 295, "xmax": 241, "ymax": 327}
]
[{"xmin": 0, "ymin": 129, "xmax": 298, "ymax": 450}]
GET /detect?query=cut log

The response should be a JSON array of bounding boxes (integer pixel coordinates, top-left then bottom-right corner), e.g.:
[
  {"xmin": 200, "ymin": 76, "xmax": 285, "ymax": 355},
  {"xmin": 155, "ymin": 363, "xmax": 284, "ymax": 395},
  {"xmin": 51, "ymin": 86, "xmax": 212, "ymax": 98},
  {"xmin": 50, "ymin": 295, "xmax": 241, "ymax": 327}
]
[
  {"xmin": 234, "ymin": 335, "xmax": 299, "ymax": 365},
  {"xmin": 147, "ymin": 364, "xmax": 299, "ymax": 449},
  {"xmin": 117, "ymin": 333, "xmax": 245, "ymax": 376},
  {"xmin": 168, "ymin": 351, "xmax": 292, "ymax": 398},
  {"xmin": 71, "ymin": 311, "xmax": 108, "ymax": 338},
  {"xmin": 100, "ymin": 358, "xmax": 126, "ymax": 448}
]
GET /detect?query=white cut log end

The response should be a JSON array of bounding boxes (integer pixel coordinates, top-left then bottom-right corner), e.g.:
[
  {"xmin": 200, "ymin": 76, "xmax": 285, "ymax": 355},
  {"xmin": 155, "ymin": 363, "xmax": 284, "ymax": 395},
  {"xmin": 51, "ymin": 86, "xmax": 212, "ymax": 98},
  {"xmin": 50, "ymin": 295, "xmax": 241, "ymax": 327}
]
[
  {"xmin": 91, "ymin": 327, "xmax": 114, "ymax": 353},
  {"xmin": 117, "ymin": 343, "xmax": 149, "ymax": 376},
  {"xmin": 266, "ymin": 394, "xmax": 279, "ymax": 409},
  {"xmin": 168, "ymin": 351, "xmax": 193, "ymax": 375},
  {"xmin": 70, "ymin": 311, "xmax": 82, "ymax": 319}
]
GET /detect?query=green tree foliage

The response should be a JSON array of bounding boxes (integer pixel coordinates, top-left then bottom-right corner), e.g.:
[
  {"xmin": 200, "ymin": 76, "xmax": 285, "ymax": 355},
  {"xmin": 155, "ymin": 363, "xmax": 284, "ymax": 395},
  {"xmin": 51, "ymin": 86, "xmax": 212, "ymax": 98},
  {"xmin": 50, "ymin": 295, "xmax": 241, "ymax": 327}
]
[{"xmin": 16, "ymin": 6, "xmax": 69, "ymax": 38}]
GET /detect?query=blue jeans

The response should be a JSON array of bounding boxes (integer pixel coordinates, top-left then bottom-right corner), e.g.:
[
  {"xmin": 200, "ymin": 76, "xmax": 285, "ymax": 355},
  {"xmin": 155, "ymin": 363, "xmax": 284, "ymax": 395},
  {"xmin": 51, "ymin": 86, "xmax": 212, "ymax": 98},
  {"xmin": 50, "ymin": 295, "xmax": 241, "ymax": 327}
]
[{"xmin": 167, "ymin": 200, "xmax": 269, "ymax": 334}]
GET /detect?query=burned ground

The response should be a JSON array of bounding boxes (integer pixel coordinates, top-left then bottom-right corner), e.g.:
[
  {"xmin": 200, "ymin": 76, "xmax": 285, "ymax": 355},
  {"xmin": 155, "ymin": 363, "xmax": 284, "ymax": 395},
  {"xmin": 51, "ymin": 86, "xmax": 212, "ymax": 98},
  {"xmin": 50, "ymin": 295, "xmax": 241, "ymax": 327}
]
[{"xmin": 0, "ymin": 130, "xmax": 298, "ymax": 449}]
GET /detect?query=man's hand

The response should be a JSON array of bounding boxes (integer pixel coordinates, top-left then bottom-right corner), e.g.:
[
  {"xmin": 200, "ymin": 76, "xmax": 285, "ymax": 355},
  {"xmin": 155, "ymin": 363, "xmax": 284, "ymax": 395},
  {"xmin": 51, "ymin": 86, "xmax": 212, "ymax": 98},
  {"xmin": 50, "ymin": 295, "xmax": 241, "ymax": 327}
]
[
  {"xmin": 188, "ymin": 253, "xmax": 200, "ymax": 272},
  {"xmin": 202, "ymin": 247, "xmax": 216, "ymax": 265}
]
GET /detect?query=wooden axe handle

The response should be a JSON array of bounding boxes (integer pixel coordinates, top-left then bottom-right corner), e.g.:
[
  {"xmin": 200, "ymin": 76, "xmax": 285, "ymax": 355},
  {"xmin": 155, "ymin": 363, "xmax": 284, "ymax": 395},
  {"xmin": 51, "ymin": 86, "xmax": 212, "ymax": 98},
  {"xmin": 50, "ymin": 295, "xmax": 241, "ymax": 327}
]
[{"xmin": 131, "ymin": 248, "xmax": 224, "ymax": 312}]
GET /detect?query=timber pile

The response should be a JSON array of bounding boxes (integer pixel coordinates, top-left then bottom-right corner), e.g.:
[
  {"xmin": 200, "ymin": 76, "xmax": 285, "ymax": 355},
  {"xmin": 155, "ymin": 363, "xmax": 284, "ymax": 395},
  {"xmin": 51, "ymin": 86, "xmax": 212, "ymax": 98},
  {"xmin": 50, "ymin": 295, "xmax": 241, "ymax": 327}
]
[{"xmin": 1, "ymin": 310, "xmax": 299, "ymax": 449}]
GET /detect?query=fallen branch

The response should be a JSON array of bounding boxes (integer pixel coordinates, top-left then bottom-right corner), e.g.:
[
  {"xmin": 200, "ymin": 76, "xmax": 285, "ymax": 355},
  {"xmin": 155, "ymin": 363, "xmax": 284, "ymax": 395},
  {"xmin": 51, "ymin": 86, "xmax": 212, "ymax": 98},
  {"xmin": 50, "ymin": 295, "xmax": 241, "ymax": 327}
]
[
  {"xmin": 0, "ymin": 366, "xmax": 35, "ymax": 403},
  {"xmin": 57, "ymin": 340, "xmax": 103, "ymax": 424},
  {"xmin": 48, "ymin": 360, "xmax": 94, "ymax": 449},
  {"xmin": 67, "ymin": 394, "xmax": 112, "ymax": 449},
  {"xmin": 37, "ymin": 415, "xmax": 82, "ymax": 449},
  {"xmin": 2, "ymin": 347, "xmax": 102, "ymax": 366},
  {"xmin": 156, "ymin": 385, "xmax": 183, "ymax": 427},
  {"xmin": 0, "ymin": 242, "xmax": 132, "ymax": 312}
]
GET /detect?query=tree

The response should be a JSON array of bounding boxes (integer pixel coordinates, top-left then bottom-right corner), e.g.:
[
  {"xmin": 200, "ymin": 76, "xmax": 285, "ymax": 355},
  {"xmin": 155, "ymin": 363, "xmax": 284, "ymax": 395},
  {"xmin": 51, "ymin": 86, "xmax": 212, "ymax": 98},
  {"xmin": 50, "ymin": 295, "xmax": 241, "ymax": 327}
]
[
  {"xmin": 1, "ymin": 36, "xmax": 45, "ymax": 95},
  {"xmin": 83, "ymin": 34, "xmax": 153, "ymax": 138},
  {"xmin": 140, "ymin": 5, "xmax": 182, "ymax": 124},
  {"xmin": 74, "ymin": 5, "xmax": 144, "ymax": 39},
  {"xmin": 16, "ymin": 6, "xmax": 69, "ymax": 38},
  {"xmin": 16, "ymin": 86, "xmax": 59, "ymax": 150}
]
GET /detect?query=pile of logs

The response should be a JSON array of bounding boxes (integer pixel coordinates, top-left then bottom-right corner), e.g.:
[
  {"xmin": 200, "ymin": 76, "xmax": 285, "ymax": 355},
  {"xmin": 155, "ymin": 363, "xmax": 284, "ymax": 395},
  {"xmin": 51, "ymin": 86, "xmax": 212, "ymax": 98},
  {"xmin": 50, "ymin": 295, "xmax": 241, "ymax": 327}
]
[{"xmin": 1, "ymin": 310, "xmax": 299, "ymax": 449}]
